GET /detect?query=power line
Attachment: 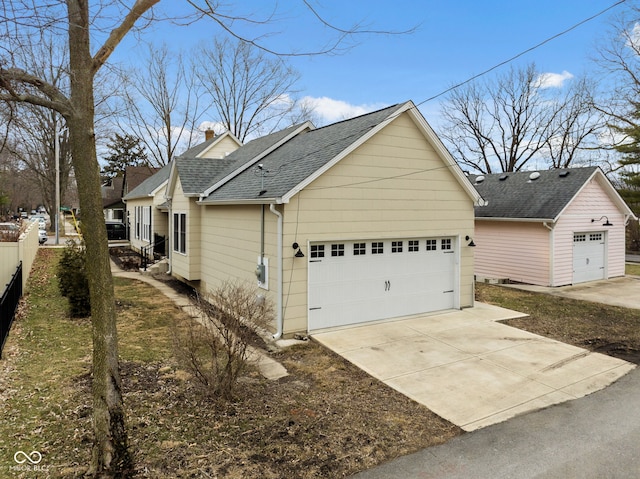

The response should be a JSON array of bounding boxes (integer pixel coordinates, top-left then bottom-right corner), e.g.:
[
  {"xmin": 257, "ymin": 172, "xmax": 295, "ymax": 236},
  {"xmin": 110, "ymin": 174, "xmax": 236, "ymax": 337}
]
[{"xmin": 416, "ymin": 0, "xmax": 627, "ymax": 107}]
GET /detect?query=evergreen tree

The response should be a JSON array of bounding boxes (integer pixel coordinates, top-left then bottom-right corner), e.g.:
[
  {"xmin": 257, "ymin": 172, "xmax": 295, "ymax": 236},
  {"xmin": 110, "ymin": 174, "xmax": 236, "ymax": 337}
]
[
  {"xmin": 612, "ymin": 104, "xmax": 640, "ymax": 251},
  {"xmin": 101, "ymin": 133, "xmax": 148, "ymax": 180}
]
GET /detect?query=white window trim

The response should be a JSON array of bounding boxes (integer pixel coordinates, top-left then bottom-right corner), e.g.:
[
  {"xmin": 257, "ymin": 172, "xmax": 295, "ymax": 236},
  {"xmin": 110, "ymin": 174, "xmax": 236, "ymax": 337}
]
[
  {"xmin": 141, "ymin": 206, "xmax": 151, "ymax": 242},
  {"xmin": 173, "ymin": 212, "xmax": 187, "ymax": 255}
]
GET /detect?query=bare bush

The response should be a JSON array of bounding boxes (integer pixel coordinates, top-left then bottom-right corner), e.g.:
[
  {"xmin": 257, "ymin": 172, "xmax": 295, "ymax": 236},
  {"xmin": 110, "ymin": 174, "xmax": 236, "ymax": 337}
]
[{"xmin": 174, "ymin": 281, "xmax": 274, "ymax": 400}]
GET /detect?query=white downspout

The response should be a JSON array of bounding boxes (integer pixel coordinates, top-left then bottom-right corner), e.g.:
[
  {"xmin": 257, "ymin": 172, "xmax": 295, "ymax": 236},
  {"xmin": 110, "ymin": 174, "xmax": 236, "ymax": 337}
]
[
  {"xmin": 269, "ymin": 204, "xmax": 283, "ymax": 339},
  {"xmin": 543, "ymin": 221, "xmax": 555, "ymax": 286},
  {"xmin": 166, "ymin": 197, "xmax": 172, "ymax": 274}
]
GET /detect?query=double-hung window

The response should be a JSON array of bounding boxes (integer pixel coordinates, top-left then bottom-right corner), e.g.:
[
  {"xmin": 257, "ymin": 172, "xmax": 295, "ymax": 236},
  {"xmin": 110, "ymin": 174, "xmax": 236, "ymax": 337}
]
[
  {"xmin": 173, "ymin": 213, "xmax": 186, "ymax": 254},
  {"xmin": 142, "ymin": 206, "xmax": 151, "ymax": 242}
]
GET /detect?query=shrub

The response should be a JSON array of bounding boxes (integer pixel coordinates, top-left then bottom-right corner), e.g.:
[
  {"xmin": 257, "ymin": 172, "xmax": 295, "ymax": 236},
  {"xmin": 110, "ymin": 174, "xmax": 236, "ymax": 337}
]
[
  {"xmin": 57, "ymin": 240, "xmax": 91, "ymax": 317},
  {"xmin": 174, "ymin": 281, "xmax": 274, "ymax": 400}
]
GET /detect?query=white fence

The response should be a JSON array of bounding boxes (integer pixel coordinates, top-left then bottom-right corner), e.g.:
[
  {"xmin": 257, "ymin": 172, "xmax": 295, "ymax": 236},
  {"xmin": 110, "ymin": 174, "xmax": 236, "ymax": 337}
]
[{"xmin": 0, "ymin": 222, "xmax": 39, "ymax": 291}]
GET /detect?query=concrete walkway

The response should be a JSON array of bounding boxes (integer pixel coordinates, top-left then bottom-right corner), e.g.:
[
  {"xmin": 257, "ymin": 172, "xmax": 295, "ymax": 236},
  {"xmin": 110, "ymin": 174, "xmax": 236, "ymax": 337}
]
[
  {"xmin": 313, "ymin": 303, "xmax": 634, "ymax": 432},
  {"xmin": 503, "ymin": 275, "xmax": 640, "ymax": 310},
  {"xmin": 110, "ymin": 263, "xmax": 288, "ymax": 380}
]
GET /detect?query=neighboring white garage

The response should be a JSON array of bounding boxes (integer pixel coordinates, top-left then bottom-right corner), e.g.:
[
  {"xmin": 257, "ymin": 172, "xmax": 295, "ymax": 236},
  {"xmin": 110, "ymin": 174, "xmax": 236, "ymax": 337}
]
[
  {"xmin": 573, "ymin": 232, "xmax": 606, "ymax": 284},
  {"xmin": 308, "ymin": 237, "xmax": 458, "ymax": 331}
]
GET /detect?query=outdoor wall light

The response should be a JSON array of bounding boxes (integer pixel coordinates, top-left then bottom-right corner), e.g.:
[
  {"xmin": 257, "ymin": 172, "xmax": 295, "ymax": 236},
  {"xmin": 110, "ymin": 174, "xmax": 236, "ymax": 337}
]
[
  {"xmin": 465, "ymin": 235, "xmax": 476, "ymax": 247},
  {"xmin": 591, "ymin": 216, "xmax": 613, "ymax": 227},
  {"xmin": 292, "ymin": 242, "xmax": 305, "ymax": 257}
]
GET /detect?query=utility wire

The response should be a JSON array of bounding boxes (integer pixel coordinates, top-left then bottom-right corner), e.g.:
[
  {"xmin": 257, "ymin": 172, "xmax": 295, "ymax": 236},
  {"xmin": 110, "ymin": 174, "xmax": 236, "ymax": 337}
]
[{"xmin": 237, "ymin": 1, "xmax": 627, "ymax": 193}]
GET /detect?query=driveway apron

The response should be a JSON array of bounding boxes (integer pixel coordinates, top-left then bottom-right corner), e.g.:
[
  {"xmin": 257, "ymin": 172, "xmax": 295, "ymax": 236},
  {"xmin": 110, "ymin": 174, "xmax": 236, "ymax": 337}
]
[{"xmin": 312, "ymin": 303, "xmax": 635, "ymax": 431}]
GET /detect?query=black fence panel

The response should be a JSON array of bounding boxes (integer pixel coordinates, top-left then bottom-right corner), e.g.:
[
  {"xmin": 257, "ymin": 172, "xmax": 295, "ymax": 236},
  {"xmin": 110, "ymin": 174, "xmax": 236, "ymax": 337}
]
[{"xmin": 0, "ymin": 262, "xmax": 22, "ymax": 358}]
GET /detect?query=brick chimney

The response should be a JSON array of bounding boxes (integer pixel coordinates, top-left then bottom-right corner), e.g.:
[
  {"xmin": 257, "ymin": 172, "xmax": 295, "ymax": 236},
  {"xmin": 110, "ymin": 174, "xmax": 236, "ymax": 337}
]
[{"xmin": 205, "ymin": 129, "xmax": 215, "ymax": 141}]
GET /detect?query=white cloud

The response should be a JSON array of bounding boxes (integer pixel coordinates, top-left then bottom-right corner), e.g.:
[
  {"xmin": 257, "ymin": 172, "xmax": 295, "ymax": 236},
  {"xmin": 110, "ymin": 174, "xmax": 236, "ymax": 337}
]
[
  {"xmin": 533, "ymin": 71, "xmax": 574, "ymax": 89},
  {"xmin": 300, "ymin": 96, "xmax": 387, "ymax": 124}
]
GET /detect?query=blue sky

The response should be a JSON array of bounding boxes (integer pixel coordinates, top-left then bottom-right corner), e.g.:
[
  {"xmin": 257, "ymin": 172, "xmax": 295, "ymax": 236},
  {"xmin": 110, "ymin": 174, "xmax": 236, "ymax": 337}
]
[{"xmin": 118, "ymin": 0, "xmax": 627, "ymax": 130}]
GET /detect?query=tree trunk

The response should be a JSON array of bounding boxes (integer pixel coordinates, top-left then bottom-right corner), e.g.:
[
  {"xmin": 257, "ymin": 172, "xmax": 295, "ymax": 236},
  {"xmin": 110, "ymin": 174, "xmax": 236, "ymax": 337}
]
[{"xmin": 67, "ymin": 1, "xmax": 132, "ymax": 476}]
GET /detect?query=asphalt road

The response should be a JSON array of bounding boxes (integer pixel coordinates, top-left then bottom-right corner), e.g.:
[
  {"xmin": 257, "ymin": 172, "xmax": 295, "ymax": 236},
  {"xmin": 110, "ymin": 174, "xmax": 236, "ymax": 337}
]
[{"xmin": 352, "ymin": 366, "xmax": 640, "ymax": 479}]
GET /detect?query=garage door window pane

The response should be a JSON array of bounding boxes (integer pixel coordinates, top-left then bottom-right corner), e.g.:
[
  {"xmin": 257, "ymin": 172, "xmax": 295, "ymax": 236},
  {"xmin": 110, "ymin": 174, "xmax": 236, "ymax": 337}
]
[
  {"xmin": 372, "ymin": 242, "xmax": 383, "ymax": 254},
  {"xmin": 426, "ymin": 239, "xmax": 436, "ymax": 251},
  {"xmin": 408, "ymin": 240, "xmax": 419, "ymax": 252},
  {"xmin": 353, "ymin": 243, "xmax": 366, "ymax": 255},
  {"xmin": 590, "ymin": 233, "xmax": 602, "ymax": 241},
  {"xmin": 392, "ymin": 241, "xmax": 403, "ymax": 253},
  {"xmin": 311, "ymin": 245, "xmax": 325, "ymax": 258},
  {"xmin": 574, "ymin": 234, "xmax": 586, "ymax": 242},
  {"xmin": 331, "ymin": 244, "xmax": 345, "ymax": 256},
  {"xmin": 441, "ymin": 239, "xmax": 452, "ymax": 250}
]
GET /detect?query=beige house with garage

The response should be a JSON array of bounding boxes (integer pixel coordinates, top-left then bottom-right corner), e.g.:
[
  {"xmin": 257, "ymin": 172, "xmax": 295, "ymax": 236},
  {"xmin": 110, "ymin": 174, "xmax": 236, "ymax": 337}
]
[{"xmin": 164, "ymin": 101, "xmax": 482, "ymax": 337}]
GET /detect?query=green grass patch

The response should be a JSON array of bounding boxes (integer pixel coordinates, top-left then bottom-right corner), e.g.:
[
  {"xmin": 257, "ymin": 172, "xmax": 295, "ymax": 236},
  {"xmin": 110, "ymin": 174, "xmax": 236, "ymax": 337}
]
[{"xmin": 626, "ymin": 263, "xmax": 640, "ymax": 276}]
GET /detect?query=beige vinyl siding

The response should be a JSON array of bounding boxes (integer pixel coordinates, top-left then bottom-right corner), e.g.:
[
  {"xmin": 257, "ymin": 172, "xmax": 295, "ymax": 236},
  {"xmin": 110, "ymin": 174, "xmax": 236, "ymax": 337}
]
[
  {"xmin": 126, "ymin": 184, "xmax": 169, "ymax": 253},
  {"xmin": 553, "ymin": 177, "xmax": 626, "ymax": 286},
  {"xmin": 198, "ymin": 136, "xmax": 240, "ymax": 159},
  {"xmin": 126, "ymin": 197, "xmax": 147, "ymax": 252},
  {"xmin": 170, "ymin": 177, "xmax": 201, "ymax": 281},
  {"xmin": 474, "ymin": 221, "xmax": 551, "ymax": 285},
  {"xmin": 281, "ymin": 112, "xmax": 475, "ymax": 335}
]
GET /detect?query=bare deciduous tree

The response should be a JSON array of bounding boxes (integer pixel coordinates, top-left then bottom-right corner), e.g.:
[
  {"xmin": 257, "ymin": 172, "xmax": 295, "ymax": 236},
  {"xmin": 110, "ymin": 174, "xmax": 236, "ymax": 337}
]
[
  {"xmin": 0, "ymin": 2, "xmax": 408, "ymax": 476},
  {"xmin": 196, "ymin": 37, "xmax": 304, "ymax": 141},
  {"xmin": 116, "ymin": 44, "xmax": 204, "ymax": 166},
  {"xmin": 440, "ymin": 63, "xmax": 601, "ymax": 173}
]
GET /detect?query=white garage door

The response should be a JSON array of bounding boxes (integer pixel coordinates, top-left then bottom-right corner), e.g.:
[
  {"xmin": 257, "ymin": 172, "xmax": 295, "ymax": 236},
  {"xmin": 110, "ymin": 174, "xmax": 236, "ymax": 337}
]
[
  {"xmin": 573, "ymin": 232, "xmax": 605, "ymax": 284},
  {"xmin": 308, "ymin": 238, "xmax": 458, "ymax": 331}
]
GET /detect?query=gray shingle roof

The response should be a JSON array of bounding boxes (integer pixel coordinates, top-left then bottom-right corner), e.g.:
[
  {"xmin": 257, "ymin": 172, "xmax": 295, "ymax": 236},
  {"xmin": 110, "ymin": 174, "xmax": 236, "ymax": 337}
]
[
  {"xmin": 175, "ymin": 124, "xmax": 306, "ymax": 196},
  {"xmin": 201, "ymin": 103, "xmax": 405, "ymax": 203},
  {"xmin": 470, "ymin": 167, "xmax": 600, "ymax": 220},
  {"xmin": 123, "ymin": 162, "xmax": 172, "ymax": 200}
]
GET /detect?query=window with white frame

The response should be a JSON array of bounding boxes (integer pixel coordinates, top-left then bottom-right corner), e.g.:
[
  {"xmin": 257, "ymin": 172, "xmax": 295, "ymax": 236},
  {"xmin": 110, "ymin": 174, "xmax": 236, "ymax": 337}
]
[
  {"xmin": 134, "ymin": 206, "xmax": 141, "ymax": 239},
  {"xmin": 173, "ymin": 213, "xmax": 186, "ymax": 254},
  {"xmin": 142, "ymin": 206, "xmax": 151, "ymax": 242}
]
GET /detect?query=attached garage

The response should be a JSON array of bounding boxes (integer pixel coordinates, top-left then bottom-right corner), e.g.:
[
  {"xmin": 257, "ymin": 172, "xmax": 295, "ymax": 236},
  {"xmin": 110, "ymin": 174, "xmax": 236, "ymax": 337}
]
[
  {"xmin": 170, "ymin": 100, "xmax": 481, "ymax": 338},
  {"xmin": 308, "ymin": 237, "xmax": 458, "ymax": 331}
]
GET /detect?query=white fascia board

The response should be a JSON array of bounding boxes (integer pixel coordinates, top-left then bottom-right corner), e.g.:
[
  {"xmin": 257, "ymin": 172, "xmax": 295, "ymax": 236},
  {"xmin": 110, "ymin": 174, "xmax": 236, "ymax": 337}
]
[
  {"xmin": 280, "ymin": 103, "xmax": 412, "ymax": 204},
  {"xmin": 475, "ymin": 217, "xmax": 555, "ymax": 223},
  {"xmin": 164, "ymin": 161, "xmax": 179, "ymax": 201},
  {"xmin": 197, "ymin": 198, "xmax": 280, "ymax": 206},
  {"xmin": 280, "ymin": 101, "xmax": 484, "ymax": 206},
  {"xmin": 201, "ymin": 122, "xmax": 315, "ymax": 198},
  {"xmin": 405, "ymin": 105, "xmax": 483, "ymax": 206},
  {"xmin": 554, "ymin": 168, "xmax": 635, "ymax": 221},
  {"xmin": 149, "ymin": 180, "xmax": 168, "ymax": 197}
]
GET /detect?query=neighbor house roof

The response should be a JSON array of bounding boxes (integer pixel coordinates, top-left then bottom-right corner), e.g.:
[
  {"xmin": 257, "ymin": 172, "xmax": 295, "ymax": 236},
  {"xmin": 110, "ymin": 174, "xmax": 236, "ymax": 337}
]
[
  {"xmin": 469, "ymin": 167, "xmax": 634, "ymax": 221},
  {"xmin": 173, "ymin": 123, "xmax": 309, "ymax": 197},
  {"xmin": 123, "ymin": 163, "xmax": 172, "ymax": 200}
]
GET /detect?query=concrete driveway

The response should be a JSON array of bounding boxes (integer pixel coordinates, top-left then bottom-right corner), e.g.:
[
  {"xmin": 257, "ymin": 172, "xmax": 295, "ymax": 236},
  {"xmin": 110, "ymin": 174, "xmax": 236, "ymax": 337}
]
[
  {"xmin": 313, "ymin": 303, "xmax": 634, "ymax": 432},
  {"xmin": 503, "ymin": 275, "xmax": 640, "ymax": 309}
]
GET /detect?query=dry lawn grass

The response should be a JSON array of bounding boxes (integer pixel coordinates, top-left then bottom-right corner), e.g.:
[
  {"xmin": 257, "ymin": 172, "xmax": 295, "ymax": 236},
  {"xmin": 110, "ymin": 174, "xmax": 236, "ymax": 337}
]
[
  {"xmin": 476, "ymin": 282, "xmax": 640, "ymax": 364},
  {"xmin": 0, "ymin": 249, "xmax": 460, "ymax": 478}
]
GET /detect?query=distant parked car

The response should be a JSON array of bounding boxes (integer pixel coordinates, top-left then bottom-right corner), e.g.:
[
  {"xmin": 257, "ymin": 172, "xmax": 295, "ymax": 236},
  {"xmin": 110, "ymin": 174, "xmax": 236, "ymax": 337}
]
[
  {"xmin": 38, "ymin": 229, "xmax": 48, "ymax": 245},
  {"xmin": 105, "ymin": 221, "xmax": 127, "ymax": 240},
  {"xmin": 31, "ymin": 217, "xmax": 46, "ymax": 230}
]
